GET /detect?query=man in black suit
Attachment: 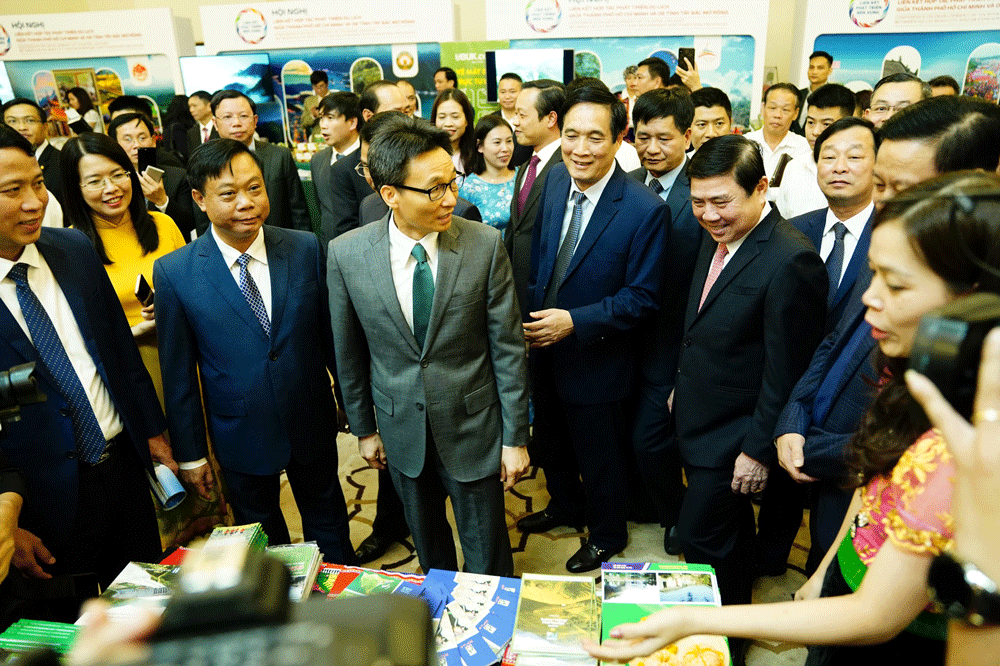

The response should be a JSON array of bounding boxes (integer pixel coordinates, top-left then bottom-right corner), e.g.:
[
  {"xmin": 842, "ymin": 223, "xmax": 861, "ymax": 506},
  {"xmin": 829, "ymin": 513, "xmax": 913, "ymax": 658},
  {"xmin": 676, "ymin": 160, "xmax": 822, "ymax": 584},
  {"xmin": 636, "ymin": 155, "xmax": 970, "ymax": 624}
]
[
  {"xmin": 2, "ymin": 98, "xmax": 64, "ymax": 207},
  {"xmin": 626, "ymin": 88, "xmax": 703, "ymax": 555},
  {"xmin": 108, "ymin": 113, "xmax": 196, "ymax": 239},
  {"xmin": 323, "ymin": 81, "xmax": 408, "ymax": 243},
  {"xmin": 504, "ymin": 80, "xmax": 565, "ymax": 320},
  {"xmin": 673, "ymin": 135, "xmax": 827, "ymax": 608},
  {"xmin": 206, "ymin": 90, "xmax": 310, "ymax": 234},
  {"xmin": 186, "ymin": 90, "xmax": 218, "ymax": 154},
  {"xmin": 310, "ymin": 92, "xmax": 363, "ymax": 245},
  {"xmin": 107, "ymin": 96, "xmax": 185, "ymax": 171}
]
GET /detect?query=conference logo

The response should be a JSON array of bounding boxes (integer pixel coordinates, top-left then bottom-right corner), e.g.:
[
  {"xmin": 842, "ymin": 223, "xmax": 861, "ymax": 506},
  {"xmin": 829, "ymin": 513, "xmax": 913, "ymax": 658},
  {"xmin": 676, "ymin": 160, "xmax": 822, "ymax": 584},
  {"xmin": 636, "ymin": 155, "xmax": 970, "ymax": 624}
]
[
  {"xmin": 0, "ymin": 25, "xmax": 10, "ymax": 57},
  {"xmin": 235, "ymin": 8, "xmax": 267, "ymax": 45},
  {"xmin": 525, "ymin": 0, "xmax": 561, "ymax": 34},
  {"xmin": 849, "ymin": 0, "xmax": 890, "ymax": 28}
]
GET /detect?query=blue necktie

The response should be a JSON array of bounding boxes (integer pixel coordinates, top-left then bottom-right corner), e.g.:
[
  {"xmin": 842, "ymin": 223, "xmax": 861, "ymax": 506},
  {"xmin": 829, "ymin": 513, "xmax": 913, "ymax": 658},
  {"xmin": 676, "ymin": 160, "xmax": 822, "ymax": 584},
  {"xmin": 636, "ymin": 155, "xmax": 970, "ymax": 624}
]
[
  {"xmin": 826, "ymin": 223, "xmax": 847, "ymax": 308},
  {"xmin": 648, "ymin": 178, "xmax": 665, "ymax": 198},
  {"xmin": 543, "ymin": 191, "xmax": 587, "ymax": 309},
  {"xmin": 411, "ymin": 243, "xmax": 434, "ymax": 348},
  {"xmin": 8, "ymin": 263, "xmax": 105, "ymax": 463},
  {"xmin": 237, "ymin": 254, "xmax": 270, "ymax": 338}
]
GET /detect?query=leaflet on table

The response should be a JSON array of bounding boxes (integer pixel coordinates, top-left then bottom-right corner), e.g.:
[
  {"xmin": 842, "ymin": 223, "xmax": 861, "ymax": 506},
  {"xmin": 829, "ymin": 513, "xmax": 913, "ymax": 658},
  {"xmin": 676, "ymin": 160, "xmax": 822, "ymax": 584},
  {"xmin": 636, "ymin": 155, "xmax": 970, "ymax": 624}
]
[
  {"xmin": 264, "ymin": 542, "xmax": 322, "ymax": 602},
  {"xmin": 511, "ymin": 574, "xmax": 598, "ymax": 664},
  {"xmin": 94, "ymin": 561, "xmax": 183, "ymax": 623},
  {"xmin": 312, "ymin": 563, "xmax": 425, "ymax": 599}
]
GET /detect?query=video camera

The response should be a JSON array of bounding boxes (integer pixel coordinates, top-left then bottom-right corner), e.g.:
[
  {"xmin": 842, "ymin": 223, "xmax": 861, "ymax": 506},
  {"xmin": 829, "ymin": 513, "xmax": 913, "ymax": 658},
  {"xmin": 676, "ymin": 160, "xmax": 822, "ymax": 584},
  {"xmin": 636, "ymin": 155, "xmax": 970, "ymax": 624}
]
[{"xmin": 0, "ymin": 363, "xmax": 45, "ymax": 431}]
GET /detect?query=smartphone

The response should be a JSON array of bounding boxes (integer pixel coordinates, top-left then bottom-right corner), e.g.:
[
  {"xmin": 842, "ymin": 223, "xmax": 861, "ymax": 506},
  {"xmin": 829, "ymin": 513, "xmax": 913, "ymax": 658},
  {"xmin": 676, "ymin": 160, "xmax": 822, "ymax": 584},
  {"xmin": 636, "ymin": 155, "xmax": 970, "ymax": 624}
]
[
  {"xmin": 135, "ymin": 273, "xmax": 154, "ymax": 307},
  {"xmin": 679, "ymin": 47, "xmax": 696, "ymax": 72},
  {"xmin": 137, "ymin": 146, "xmax": 157, "ymax": 174},
  {"xmin": 144, "ymin": 165, "xmax": 165, "ymax": 183}
]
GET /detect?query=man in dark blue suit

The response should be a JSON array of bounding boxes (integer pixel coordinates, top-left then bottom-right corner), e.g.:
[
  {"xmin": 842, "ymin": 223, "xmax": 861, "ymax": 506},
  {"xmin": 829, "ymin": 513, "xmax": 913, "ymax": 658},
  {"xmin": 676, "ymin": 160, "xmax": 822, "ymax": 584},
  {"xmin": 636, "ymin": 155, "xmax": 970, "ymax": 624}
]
[
  {"xmin": 756, "ymin": 117, "xmax": 878, "ymax": 576},
  {"xmin": 627, "ymin": 88, "xmax": 704, "ymax": 555},
  {"xmin": 518, "ymin": 87, "xmax": 669, "ymax": 573},
  {"xmin": 0, "ymin": 126, "xmax": 168, "ymax": 593},
  {"xmin": 155, "ymin": 139, "xmax": 353, "ymax": 563}
]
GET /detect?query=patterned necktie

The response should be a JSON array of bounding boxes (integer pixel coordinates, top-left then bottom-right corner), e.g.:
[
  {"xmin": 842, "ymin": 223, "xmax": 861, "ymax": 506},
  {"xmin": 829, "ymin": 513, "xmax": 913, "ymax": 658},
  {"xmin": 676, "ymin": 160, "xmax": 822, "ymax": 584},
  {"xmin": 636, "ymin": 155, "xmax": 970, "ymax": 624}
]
[
  {"xmin": 236, "ymin": 254, "xmax": 270, "ymax": 337},
  {"xmin": 203, "ymin": 126, "xmax": 209, "ymax": 143},
  {"xmin": 648, "ymin": 178, "xmax": 664, "ymax": 196},
  {"xmin": 825, "ymin": 222, "xmax": 848, "ymax": 306},
  {"xmin": 411, "ymin": 244, "xmax": 434, "ymax": 347},
  {"xmin": 517, "ymin": 155, "xmax": 542, "ymax": 215},
  {"xmin": 698, "ymin": 243, "xmax": 729, "ymax": 311},
  {"xmin": 543, "ymin": 191, "xmax": 587, "ymax": 310},
  {"xmin": 7, "ymin": 263, "xmax": 105, "ymax": 463}
]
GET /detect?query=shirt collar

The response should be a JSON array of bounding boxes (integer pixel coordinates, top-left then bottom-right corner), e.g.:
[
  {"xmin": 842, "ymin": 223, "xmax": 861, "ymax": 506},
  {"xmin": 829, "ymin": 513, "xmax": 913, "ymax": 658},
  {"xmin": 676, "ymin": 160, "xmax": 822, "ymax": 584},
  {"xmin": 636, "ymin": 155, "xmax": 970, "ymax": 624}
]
[
  {"xmin": 388, "ymin": 213, "xmax": 439, "ymax": 265},
  {"xmin": 212, "ymin": 224, "xmax": 268, "ymax": 268},
  {"xmin": 0, "ymin": 242, "xmax": 40, "ymax": 279},
  {"xmin": 332, "ymin": 138, "xmax": 360, "ymax": 164},
  {"xmin": 34, "ymin": 140, "xmax": 50, "ymax": 160},
  {"xmin": 200, "ymin": 120, "xmax": 213, "ymax": 131},
  {"xmin": 647, "ymin": 157, "xmax": 686, "ymax": 195},
  {"xmin": 570, "ymin": 161, "xmax": 616, "ymax": 207},
  {"xmin": 825, "ymin": 201, "xmax": 874, "ymax": 238},
  {"xmin": 533, "ymin": 138, "xmax": 560, "ymax": 166},
  {"xmin": 726, "ymin": 202, "xmax": 771, "ymax": 257}
]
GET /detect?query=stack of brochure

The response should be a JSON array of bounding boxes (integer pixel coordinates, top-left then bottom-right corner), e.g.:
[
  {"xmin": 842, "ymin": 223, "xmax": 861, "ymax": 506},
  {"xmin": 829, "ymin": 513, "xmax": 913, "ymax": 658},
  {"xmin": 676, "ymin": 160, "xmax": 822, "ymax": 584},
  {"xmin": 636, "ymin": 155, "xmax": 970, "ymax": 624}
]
[
  {"xmin": 95, "ymin": 561, "xmax": 183, "ymax": 623},
  {"xmin": 265, "ymin": 542, "xmax": 323, "ymax": 602},
  {"xmin": 0, "ymin": 619, "xmax": 79, "ymax": 656},
  {"xmin": 206, "ymin": 522, "xmax": 269, "ymax": 552},
  {"xmin": 511, "ymin": 574, "xmax": 598, "ymax": 666}
]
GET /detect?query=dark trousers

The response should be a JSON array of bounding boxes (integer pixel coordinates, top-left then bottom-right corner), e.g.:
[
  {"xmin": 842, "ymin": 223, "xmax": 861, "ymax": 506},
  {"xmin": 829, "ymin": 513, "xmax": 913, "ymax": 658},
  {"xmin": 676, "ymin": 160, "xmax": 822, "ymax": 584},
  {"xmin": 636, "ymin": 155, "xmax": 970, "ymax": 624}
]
[
  {"xmin": 677, "ymin": 463, "xmax": 757, "ymax": 606},
  {"xmin": 532, "ymin": 364, "xmax": 629, "ymax": 552},
  {"xmin": 370, "ymin": 468, "xmax": 410, "ymax": 537},
  {"xmin": 808, "ymin": 481, "xmax": 855, "ymax": 575},
  {"xmin": 220, "ymin": 451, "xmax": 355, "ymax": 564},
  {"xmin": 387, "ymin": 427, "xmax": 512, "ymax": 577},
  {"xmin": 755, "ymin": 465, "xmax": 807, "ymax": 571},
  {"xmin": 632, "ymin": 380, "xmax": 685, "ymax": 528}
]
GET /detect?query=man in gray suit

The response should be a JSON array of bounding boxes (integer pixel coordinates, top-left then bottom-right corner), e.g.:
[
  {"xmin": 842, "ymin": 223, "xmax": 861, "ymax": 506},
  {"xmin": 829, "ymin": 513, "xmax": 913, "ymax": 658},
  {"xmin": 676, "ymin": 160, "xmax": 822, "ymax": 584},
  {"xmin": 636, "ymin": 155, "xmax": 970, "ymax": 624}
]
[
  {"xmin": 205, "ymin": 90, "xmax": 310, "ymax": 234},
  {"xmin": 328, "ymin": 117, "xmax": 529, "ymax": 576}
]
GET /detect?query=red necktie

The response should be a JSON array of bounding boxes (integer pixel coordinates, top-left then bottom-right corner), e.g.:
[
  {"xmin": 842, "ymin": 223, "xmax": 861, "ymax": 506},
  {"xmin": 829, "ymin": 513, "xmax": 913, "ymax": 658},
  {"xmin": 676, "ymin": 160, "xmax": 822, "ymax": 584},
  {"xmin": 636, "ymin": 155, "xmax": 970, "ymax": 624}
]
[
  {"xmin": 517, "ymin": 155, "xmax": 541, "ymax": 216},
  {"xmin": 698, "ymin": 243, "xmax": 728, "ymax": 311},
  {"xmin": 202, "ymin": 126, "xmax": 209, "ymax": 143}
]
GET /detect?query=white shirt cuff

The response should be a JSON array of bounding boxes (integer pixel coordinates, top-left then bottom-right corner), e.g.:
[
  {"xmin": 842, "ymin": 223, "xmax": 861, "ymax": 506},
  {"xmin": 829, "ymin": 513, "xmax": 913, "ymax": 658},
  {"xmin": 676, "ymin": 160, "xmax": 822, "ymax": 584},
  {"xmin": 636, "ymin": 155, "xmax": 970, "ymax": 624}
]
[{"xmin": 178, "ymin": 458, "xmax": 208, "ymax": 470}]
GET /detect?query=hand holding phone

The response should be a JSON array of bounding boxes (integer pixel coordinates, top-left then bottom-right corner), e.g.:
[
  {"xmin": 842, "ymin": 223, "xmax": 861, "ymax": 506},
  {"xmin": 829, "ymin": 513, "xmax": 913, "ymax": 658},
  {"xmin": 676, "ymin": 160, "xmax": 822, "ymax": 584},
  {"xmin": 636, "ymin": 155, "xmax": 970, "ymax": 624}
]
[{"xmin": 135, "ymin": 273, "xmax": 154, "ymax": 307}]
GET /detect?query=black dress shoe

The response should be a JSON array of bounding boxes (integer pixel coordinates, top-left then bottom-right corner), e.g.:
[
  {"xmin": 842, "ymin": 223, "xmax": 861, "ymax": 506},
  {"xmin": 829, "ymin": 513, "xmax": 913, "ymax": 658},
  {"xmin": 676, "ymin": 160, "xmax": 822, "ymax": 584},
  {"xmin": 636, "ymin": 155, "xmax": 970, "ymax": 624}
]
[
  {"xmin": 354, "ymin": 531, "xmax": 407, "ymax": 564},
  {"xmin": 566, "ymin": 542, "xmax": 618, "ymax": 574},
  {"xmin": 516, "ymin": 510, "xmax": 583, "ymax": 534},
  {"xmin": 664, "ymin": 526, "xmax": 683, "ymax": 556}
]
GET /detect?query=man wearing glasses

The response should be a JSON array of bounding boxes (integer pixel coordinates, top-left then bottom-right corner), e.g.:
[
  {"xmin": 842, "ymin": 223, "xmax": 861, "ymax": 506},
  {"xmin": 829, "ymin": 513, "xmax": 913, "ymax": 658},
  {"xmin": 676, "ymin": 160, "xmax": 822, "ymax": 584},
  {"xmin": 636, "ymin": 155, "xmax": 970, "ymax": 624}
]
[
  {"xmin": 864, "ymin": 73, "xmax": 930, "ymax": 129},
  {"xmin": 328, "ymin": 116, "xmax": 529, "ymax": 577},
  {"xmin": 1, "ymin": 98, "xmax": 64, "ymax": 206},
  {"xmin": 206, "ymin": 90, "xmax": 310, "ymax": 234}
]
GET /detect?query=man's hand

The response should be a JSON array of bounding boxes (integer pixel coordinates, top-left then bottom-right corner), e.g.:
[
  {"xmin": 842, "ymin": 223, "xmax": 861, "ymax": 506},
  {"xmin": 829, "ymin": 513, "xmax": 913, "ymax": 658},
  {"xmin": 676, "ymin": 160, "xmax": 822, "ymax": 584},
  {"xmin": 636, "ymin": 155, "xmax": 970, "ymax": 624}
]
[
  {"xmin": 13, "ymin": 528, "xmax": 55, "ymax": 579},
  {"xmin": 179, "ymin": 463, "xmax": 214, "ymax": 501},
  {"xmin": 137, "ymin": 171, "xmax": 167, "ymax": 208},
  {"xmin": 501, "ymin": 446, "xmax": 530, "ymax": 491},
  {"xmin": 523, "ymin": 309, "xmax": 574, "ymax": 348},
  {"xmin": 677, "ymin": 57, "xmax": 702, "ymax": 92},
  {"xmin": 359, "ymin": 433, "xmax": 387, "ymax": 470},
  {"xmin": 731, "ymin": 452, "xmax": 768, "ymax": 494},
  {"xmin": 776, "ymin": 433, "xmax": 818, "ymax": 483},
  {"xmin": 147, "ymin": 433, "xmax": 178, "ymax": 476}
]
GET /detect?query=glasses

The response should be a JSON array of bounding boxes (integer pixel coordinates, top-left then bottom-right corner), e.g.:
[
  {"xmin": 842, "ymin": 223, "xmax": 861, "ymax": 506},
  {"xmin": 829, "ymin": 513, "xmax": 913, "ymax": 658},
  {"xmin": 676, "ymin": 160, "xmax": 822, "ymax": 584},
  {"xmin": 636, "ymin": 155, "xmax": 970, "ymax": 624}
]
[
  {"xmin": 391, "ymin": 174, "xmax": 465, "ymax": 201},
  {"xmin": 4, "ymin": 116, "xmax": 41, "ymax": 128},
  {"xmin": 80, "ymin": 171, "xmax": 131, "ymax": 192},
  {"xmin": 869, "ymin": 102, "xmax": 913, "ymax": 115},
  {"xmin": 214, "ymin": 113, "xmax": 253, "ymax": 123},
  {"xmin": 354, "ymin": 161, "xmax": 369, "ymax": 178}
]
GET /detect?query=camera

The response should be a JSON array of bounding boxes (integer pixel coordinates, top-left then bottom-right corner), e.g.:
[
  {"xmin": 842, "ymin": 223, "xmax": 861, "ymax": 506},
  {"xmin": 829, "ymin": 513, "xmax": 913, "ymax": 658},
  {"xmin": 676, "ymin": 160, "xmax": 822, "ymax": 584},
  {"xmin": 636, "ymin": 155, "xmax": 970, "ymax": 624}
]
[
  {"xmin": 0, "ymin": 363, "xmax": 45, "ymax": 429},
  {"xmin": 910, "ymin": 292, "xmax": 1000, "ymax": 420}
]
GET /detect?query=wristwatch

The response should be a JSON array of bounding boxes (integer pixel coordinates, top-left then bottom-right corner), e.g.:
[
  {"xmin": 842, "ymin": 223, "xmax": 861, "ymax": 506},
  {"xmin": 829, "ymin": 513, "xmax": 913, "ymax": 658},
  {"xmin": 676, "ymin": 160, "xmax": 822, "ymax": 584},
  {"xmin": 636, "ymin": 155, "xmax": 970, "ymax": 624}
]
[{"xmin": 928, "ymin": 552, "xmax": 1000, "ymax": 627}]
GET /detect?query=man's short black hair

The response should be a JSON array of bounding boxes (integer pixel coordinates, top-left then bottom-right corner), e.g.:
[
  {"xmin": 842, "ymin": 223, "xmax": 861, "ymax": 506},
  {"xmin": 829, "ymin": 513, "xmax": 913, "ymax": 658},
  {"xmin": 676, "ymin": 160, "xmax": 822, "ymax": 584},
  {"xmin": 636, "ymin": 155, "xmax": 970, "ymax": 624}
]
[
  {"xmin": 559, "ymin": 86, "xmax": 628, "ymax": 140},
  {"xmin": 187, "ymin": 137, "xmax": 263, "ymax": 192},
  {"xmin": 2, "ymin": 97, "xmax": 45, "ymax": 123},
  {"xmin": 0, "ymin": 123, "xmax": 34, "ymax": 156},
  {"xmin": 522, "ymin": 80, "xmax": 566, "ymax": 120},
  {"xmin": 107, "ymin": 112, "xmax": 155, "ymax": 142},
  {"xmin": 812, "ymin": 116, "xmax": 879, "ymax": 162},
  {"xmin": 310, "ymin": 70, "xmax": 328, "ymax": 86},
  {"xmin": 435, "ymin": 67, "xmax": 458, "ymax": 87},
  {"xmin": 809, "ymin": 51, "xmax": 833, "ymax": 66},
  {"xmin": 928, "ymin": 75, "xmax": 960, "ymax": 94},
  {"xmin": 763, "ymin": 82, "xmax": 800, "ymax": 106},
  {"xmin": 107, "ymin": 95, "xmax": 152, "ymax": 118},
  {"xmin": 499, "ymin": 72, "xmax": 522, "ymax": 84},
  {"xmin": 316, "ymin": 91, "xmax": 364, "ymax": 130},
  {"xmin": 880, "ymin": 95, "xmax": 1000, "ymax": 173},
  {"xmin": 359, "ymin": 110, "xmax": 408, "ymax": 146},
  {"xmin": 189, "ymin": 90, "xmax": 213, "ymax": 105},
  {"xmin": 566, "ymin": 76, "xmax": 610, "ymax": 96},
  {"xmin": 687, "ymin": 134, "xmax": 766, "ymax": 196},
  {"xmin": 359, "ymin": 80, "xmax": 400, "ymax": 116},
  {"xmin": 367, "ymin": 115, "xmax": 452, "ymax": 191},
  {"xmin": 637, "ymin": 57, "xmax": 671, "ymax": 86},
  {"xmin": 210, "ymin": 89, "xmax": 256, "ymax": 115},
  {"xmin": 632, "ymin": 88, "xmax": 695, "ymax": 132},
  {"xmin": 690, "ymin": 87, "xmax": 732, "ymax": 118},
  {"xmin": 872, "ymin": 72, "xmax": 931, "ymax": 100},
  {"xmin": 806, "ymin": 83, "xmax": 857, "ymax": 118}
]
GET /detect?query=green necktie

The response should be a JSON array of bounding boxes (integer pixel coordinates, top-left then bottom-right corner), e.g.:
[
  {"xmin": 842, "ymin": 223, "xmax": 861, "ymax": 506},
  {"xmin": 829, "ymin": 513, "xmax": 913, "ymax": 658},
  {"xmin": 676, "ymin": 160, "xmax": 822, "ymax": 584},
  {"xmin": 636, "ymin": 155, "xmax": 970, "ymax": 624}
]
[{"xmin": 411, "ymin": 243, "xmax": 434, "ymax": 347}]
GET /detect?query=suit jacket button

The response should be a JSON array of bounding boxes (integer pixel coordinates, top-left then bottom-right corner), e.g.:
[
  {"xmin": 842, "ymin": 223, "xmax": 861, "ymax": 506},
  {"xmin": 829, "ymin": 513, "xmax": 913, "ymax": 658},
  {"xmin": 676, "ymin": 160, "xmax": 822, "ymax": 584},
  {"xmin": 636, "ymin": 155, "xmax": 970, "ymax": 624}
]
[
  {"xmin": 269, "ymin": 352, "xmax": 278, "ymax": 361},
  {"xmin": 60, "ymin": 408, "xmax": 71, "ymax": 417},
  {"xmin": 421, "ymin": 360, "xmax": 429, "ymax": 368},
  {"xmin": 416, "ymin": 403, "xmax": 424, "ymax": 411},
  {"xmin": 684, "ymin": 338, "xmax": 692, "ymax": 347},
  {"xmin": 66, "ymin": 451, "xmax": 77, "ymax": 459}
]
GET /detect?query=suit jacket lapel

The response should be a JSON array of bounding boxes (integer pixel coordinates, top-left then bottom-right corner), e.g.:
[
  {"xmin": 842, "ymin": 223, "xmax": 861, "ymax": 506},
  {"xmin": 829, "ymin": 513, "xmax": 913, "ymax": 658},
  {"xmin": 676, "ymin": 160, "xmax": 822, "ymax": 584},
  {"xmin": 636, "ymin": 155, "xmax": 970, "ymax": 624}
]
[
  {"xmin": 830, "ymin": 210, "xmax": 874, "ymax": 311},
  {"xmin": 365, "ymin": 218, "xmax": 421, "ymax": 355},
  {"xmin": 684, "ymin": 233, "xmax": 717, "ymax": 330},
  {"xmin": 199, "ymin": 232, "xmax": 270, "ymax": 341},
  {"xmin": 519, "ymin": 149, "xmax": 561, "ymax": 226},
  {"xmin": 803, "ymin": 210, "xmax": 825, "ymax": 250},
  {"xmin": 423, "ymin": 224, "xmax": 463, "ymax": 355},
  {"xmin": 264, "ymin": 227, "xmax": 287, "ymax": 336},
  {"xmin": 665, "ymin": 164, "xmax": 690, "ymax": 214}
]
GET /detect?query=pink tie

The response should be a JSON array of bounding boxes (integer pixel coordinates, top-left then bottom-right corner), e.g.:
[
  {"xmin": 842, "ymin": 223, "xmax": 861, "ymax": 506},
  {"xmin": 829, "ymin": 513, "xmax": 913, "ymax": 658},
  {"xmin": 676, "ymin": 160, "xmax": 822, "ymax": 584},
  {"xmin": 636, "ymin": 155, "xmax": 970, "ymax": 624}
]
[
  {"xmin": 698, "ymin": 243, "xmax": 728, "ymax": 311},
  {"xmin": 203, "ymin": 126, "xmax": 209, "ymax": 143}
]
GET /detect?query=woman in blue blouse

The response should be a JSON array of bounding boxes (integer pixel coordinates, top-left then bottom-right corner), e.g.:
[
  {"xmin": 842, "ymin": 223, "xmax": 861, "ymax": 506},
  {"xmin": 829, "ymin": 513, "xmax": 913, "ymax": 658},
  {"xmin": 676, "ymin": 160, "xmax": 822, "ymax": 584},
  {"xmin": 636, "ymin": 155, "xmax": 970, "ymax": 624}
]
[{"xmin": 458, "ymin": 115, "xmax": 517, "ymax": 232}]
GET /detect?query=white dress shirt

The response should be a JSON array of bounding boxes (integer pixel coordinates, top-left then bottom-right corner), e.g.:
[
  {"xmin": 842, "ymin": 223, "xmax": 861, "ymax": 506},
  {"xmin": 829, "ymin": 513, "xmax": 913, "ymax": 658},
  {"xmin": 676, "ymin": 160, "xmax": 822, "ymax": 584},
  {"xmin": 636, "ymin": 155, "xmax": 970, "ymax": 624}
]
[
  {"xmin": 560, "ymin": 163, "xmax": 616, "ymax": 250},
  {"xmin": 723, "ymin": 203, "xmax": 772, "ymax": 268},
  {"xmin": 331, "ymin": 138, "xmax": 360, "ymax": 165},
  {"xmin": 822, "ymin": 201, "xmax": 873, "ymax": 289},
  {"xmin": 388, "ymin": 214, "xmax": 438, "ymax": 335},
  {"xmin": 614, "ymin": 141, "xmax": 641, "ymax": 172},
  {"xmin": 774, "ymin": 157, "xmax": 827, "ymax": 219},
  {"xmin": 645, "ymin": 157, "xmax": 686, "ymax": 201},
  {"xmin": 212, "ymin": 225, "xmax": 272, "ymax": 320},
  {"xmin": 198, "ymin": 121, "xmax": 213, "ymax": 143},
  {"xmin": 744, "ymin": 128, "xmax": 812, "ymax": 202},
  {"xmin": 521, "ymin": 140, "xmax": 561, "ymax": 196},
  {"xmin": 0, "ymin": 243, "xmax": 123, "ymax": 440}
]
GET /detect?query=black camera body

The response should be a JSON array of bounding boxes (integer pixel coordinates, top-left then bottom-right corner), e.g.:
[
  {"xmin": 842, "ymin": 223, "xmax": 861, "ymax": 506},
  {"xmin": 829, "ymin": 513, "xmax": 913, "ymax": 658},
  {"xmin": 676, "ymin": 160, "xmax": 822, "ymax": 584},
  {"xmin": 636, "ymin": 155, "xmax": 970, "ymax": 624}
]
[{"xmin": 0, "ymin": 362, "xmax": 45, "ymax": 429}]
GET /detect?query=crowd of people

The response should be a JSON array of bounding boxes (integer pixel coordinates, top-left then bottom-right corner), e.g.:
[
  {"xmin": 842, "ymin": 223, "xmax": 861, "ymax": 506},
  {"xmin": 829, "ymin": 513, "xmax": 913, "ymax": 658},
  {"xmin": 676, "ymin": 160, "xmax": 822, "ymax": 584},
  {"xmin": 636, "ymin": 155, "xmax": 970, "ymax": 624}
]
[{"xmin": 1, "ymin": 50, "xmax": 999, "ymax": 665}]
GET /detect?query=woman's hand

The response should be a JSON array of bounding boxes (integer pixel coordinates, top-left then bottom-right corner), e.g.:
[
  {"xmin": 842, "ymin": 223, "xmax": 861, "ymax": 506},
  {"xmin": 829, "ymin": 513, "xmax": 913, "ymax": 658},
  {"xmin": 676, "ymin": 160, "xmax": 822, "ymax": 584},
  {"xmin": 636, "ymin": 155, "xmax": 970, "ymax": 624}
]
[
  {"xmin": 583, "ymin": 608, "xmax": 689, "ymax": 663},
  {"xmin": 794, "ymin": 570, "xmax": 824, "ymax": 601}
]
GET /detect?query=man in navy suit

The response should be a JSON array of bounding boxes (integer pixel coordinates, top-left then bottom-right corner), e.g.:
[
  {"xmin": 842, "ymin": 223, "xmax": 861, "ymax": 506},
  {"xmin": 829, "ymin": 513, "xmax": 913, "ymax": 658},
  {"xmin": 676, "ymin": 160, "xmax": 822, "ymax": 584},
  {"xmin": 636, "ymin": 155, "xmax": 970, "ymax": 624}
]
[
  {"xmin": 0, "ymin": 125, "xmax": 169, "ymax": 593},
  {"xmin": 674, "ymin": 135, "xmax": 827, "ymax": 608},
  {"xmin": 518, "ymin": 87, "xmax": 669, "ymax": 573},
  {"xmin": 155, "ymin": 139, "xmax": 353, "ymax": 563},
  {"xmin": 627, "ymin": 88, "xmax": 704, "ymax": 555}
]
